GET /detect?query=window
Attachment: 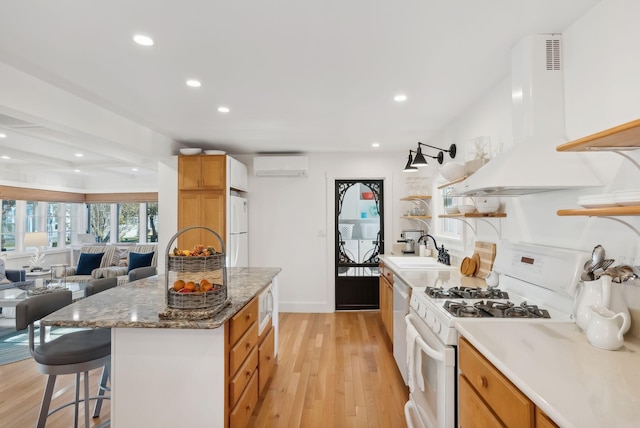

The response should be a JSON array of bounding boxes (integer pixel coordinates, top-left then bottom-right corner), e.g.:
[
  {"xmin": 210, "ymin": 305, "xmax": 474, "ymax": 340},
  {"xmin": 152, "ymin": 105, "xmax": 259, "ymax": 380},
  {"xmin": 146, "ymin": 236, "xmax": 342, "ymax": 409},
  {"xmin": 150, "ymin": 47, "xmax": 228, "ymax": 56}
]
[
  {"xmin": 1, "ymin": 200, "xmax": 16, "ymax": 251},
  {"xmin": 440, "ymin": 187, "xmax": 462, "ymax": 239},
  {"xmin": 47, "ymin": 203, "xmax": 59, "ymax": 246},
  {"xmin": 118, "ymin": 203, "xmax": 140, "ymax": 242},
  {"xmin": 146, "ymin": 202, "xmax": 158, "ymax": 243},
  {"xmin": 89, "ymin": 203, "xmax": 111, "ymax": 243}
]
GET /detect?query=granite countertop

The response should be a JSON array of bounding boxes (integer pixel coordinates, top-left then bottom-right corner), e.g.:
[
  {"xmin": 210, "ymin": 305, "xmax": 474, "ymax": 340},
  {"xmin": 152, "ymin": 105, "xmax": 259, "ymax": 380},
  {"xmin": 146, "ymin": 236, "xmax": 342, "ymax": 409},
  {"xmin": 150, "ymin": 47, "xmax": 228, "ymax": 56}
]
[
  {"xmin": 41, "ymin": 267, "xmax": 281, "ymax": 329},
  {"xmin": 455, "ymin": 320, "xmax": 640, "ymax": 428}
]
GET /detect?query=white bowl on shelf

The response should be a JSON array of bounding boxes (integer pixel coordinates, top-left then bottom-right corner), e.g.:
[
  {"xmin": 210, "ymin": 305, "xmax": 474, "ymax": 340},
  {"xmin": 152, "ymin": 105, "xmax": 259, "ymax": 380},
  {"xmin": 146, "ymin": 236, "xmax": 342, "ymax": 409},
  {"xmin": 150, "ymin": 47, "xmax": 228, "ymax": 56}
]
[
  {"xmin": 613, "ymin": 190, "xmax": 640, "ymax": 206},
  {"xmin": 475, "ymin": 198, "xmax": 500, "ymax": 214},
  {"xmin": 458, "ymin": 204, "xmax": 476, "ymax": 214},
  {"xmin": 204, "ymin": 150, "xmax": 226, "ymax": 155},
  {"xmin": 444, "ymin": 205, "xmax": 459, "ymax": 214},
  {"xmin": 440, "ymin": 162, "xmax": 466, "ymax": 181},
  {"xmin": 578, "ymin": 193, "xmax": 618, "ymax": 208},
  {"xmin": 179, "ymin": 148, "xmax": 202, "ymax": 155}
]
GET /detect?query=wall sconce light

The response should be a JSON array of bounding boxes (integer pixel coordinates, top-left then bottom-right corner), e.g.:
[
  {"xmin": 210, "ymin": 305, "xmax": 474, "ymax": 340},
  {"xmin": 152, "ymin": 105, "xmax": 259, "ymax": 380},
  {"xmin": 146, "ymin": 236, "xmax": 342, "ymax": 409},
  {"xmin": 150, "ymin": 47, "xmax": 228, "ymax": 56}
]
[
  {"xmin": 412, "ymin": 142, "xmax": 457, "ymax": 165},
  {"xmin": 403, "ymin": 151, "xmax": 419, "ymax": 172}
]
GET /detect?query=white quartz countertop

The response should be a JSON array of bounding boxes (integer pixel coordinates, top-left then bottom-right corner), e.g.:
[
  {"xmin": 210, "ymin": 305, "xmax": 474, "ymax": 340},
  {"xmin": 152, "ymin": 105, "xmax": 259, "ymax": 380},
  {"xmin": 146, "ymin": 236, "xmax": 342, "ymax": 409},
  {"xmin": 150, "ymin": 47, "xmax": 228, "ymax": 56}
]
[
  {"xmin": 455, "ymin": 320, "xmax": 640, "ymax": 428},
  {"xmin": 380, "ymin": 254, "xmax": 487, "ymax": 289}
]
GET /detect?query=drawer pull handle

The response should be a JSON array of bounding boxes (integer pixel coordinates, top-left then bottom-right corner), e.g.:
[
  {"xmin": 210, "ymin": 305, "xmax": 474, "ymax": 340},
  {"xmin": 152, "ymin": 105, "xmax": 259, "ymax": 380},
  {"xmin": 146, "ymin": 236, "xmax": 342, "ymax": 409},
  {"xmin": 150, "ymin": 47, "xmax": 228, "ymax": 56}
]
[
  {"xmin": 246, "ymin": 405, "xmax": 252, "ymax": 412},
  {"xmin": 479, "ymin": 376, "xmax": 488, "ymax": 388},
  {"xmin": 245, "ymin": 314, "xmax": 251, "ymax": 321},
  {"xmin": 246, "ymin": 343, "xmax": 251, "ymax": 349},
  {"xmin": 246, "ymin": 370, "xmax": 251, "ymax": 377}
]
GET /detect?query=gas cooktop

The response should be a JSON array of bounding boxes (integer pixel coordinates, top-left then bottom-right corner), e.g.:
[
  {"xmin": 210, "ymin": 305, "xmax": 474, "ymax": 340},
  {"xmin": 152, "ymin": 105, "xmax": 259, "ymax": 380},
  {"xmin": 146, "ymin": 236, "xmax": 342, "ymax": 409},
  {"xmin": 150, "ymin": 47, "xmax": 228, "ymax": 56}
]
[
  {"xmin": 425, "ymin": 286, "xmax": 509, "ymax": 300},
  {"xmin": 443, "ymin": 299, "xmax": 551, "ymax": 318}
]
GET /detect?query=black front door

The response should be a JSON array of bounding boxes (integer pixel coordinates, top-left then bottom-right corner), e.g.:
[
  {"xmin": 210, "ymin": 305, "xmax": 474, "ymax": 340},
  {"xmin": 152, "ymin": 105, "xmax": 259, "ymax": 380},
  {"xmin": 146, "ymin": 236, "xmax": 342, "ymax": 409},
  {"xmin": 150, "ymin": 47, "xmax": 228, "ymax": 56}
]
[{"xmin": 335, "ymin": 180, "xmax": 383, "ymax": 310}]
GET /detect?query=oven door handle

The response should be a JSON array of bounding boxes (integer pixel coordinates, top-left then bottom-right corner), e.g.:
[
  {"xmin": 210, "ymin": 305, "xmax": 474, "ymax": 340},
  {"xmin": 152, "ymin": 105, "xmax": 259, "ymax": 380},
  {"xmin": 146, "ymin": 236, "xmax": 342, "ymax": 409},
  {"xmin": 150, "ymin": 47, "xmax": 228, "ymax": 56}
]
[{"xmin": 405, "ymin": 314, "xmax": 447, "ymax": 363}]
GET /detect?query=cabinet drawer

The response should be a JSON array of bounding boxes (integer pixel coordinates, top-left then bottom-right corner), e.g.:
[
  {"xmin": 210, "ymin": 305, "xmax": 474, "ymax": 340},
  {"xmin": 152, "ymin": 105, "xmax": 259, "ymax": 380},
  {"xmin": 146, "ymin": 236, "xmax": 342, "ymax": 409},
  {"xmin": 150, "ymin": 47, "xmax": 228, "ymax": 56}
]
[
  {"xmin": 258, "ymin": 326, "xmax": 275, "ymax": 394},
  {"xmin": 230, "ymin": 298, "xmax": 258, "ymax": 346},
  {"xmin": 230, "ymin": 322, "xmax": 258, "ymax": 376},
  {"xmin": 230, "ymin": 369, "xmax": 258, "ymax": 428},
  {"xmin": 229, "ymin": 347, "xmax": 258, "ymax": 408},
  {"xmin": 535, "ymin": 408, "xmax": 559, "ymax": 428},
  {"xmin": 459, "ymin": 375, "xmax": 505, "ymax": 428},
  {"xmin": 459, "ymin": 337, "xmax": 533, "ymax": 427}
]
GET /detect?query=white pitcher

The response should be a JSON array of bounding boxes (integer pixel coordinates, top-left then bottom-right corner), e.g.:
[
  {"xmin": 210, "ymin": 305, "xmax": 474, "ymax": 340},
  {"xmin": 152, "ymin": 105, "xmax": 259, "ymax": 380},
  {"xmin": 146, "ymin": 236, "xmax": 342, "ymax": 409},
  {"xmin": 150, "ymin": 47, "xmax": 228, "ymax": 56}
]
[
  {"xmin": 586, "ymin": 305, "xmax": 630, "ymax": 351},
  {"xmin": 574, "ymin": 275, "xmax": 630, "ymax": 334}
]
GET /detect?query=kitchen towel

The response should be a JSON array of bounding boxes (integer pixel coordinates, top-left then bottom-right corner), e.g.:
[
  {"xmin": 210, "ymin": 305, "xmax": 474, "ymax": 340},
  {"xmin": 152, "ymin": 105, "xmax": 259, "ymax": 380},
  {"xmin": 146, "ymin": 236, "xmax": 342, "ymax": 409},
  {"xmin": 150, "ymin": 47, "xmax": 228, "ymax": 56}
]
[{"xmin": 406, "ymin": 321, "xmax": 422, "ymax": 392}]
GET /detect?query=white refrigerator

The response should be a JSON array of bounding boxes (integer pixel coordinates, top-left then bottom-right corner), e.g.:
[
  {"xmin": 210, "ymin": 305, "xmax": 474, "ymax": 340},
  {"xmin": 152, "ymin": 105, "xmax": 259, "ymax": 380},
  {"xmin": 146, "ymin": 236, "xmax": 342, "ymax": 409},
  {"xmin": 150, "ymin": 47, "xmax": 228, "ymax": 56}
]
[{"xmin": 228, "ymin": 195, "xmax": 248, "ymax": 267}]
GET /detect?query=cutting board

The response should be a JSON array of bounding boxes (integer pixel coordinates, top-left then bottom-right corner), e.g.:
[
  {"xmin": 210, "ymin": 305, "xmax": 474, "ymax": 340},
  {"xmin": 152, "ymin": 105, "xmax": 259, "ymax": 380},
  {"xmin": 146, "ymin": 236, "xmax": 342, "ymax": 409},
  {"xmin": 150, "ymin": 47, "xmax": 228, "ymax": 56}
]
[{"xmin": 474, "ymin": 241, "xmax": 496, "ymax": 279}]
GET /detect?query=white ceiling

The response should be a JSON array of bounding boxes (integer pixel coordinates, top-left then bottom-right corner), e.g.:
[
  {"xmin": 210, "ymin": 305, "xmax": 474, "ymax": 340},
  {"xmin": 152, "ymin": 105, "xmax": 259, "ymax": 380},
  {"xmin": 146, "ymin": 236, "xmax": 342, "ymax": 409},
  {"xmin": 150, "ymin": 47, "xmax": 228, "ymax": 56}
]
[{"xmin": 0, "ymin": 0, "xmax": 600, "ymax": 176}]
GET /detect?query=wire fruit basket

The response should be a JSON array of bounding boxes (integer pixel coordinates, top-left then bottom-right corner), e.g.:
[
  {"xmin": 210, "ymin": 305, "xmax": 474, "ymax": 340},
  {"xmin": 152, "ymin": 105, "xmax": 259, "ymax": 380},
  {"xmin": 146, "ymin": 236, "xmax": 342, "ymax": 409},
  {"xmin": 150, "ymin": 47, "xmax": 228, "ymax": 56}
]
[{"xmin": 164, "ymin": 226, "xmax": 228, "ymax": 313}]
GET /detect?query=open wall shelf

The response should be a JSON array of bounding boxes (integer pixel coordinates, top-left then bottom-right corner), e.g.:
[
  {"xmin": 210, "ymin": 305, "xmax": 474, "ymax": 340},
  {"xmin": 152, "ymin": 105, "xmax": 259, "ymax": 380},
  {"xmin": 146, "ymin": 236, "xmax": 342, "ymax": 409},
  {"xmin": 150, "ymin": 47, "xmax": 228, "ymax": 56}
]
[
  {"xmin": 557, "ymin": 206, "xmax": 640, "ymax": 217},
  {"xmin": 556, "ymin": 118, "xmax": 640, "ymax": 152},
  {"xmin": 439, "ymin": 213, "xmax": 506, "ymax": 218}
]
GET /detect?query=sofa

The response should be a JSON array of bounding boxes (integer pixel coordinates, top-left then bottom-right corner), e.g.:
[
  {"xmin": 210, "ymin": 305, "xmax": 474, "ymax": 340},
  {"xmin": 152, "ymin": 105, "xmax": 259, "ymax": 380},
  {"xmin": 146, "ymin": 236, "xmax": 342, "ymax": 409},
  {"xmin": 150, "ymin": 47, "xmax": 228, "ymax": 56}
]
[
  {"xmin": 93, "ymin": 244, "xmax": 158, "ymax": 285},
  {"xmin": 63, "ymin": 245, "xmax": 120, "ymax": 283}
]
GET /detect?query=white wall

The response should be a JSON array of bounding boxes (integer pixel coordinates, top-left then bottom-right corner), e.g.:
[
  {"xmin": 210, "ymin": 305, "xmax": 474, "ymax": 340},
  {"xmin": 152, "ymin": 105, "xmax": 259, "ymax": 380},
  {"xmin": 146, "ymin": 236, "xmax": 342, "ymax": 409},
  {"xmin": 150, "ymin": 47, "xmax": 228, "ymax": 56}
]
[
  {"xmin": 237, "ymin": 152, "xmax": 415, "ymax": 312},
  {"xmin": 421, "ymin": 0, "xmax": 640, "ymax": 333}
]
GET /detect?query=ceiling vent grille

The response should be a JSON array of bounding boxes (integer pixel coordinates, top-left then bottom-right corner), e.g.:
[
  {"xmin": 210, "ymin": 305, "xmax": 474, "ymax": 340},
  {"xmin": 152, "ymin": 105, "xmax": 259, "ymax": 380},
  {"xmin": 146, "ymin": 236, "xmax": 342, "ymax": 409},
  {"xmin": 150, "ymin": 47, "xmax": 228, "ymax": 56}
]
[{"xmin": 545, "ymin": 38, "xmax": 561, "ymax": 71}]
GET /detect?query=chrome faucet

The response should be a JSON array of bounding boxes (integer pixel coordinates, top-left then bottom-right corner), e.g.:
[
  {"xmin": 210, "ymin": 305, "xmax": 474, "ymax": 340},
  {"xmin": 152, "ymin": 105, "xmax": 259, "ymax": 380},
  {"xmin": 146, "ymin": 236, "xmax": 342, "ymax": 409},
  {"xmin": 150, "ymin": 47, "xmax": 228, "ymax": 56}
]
[{"xmin": 418, "ymin": 234, "xmax": 451, "ymax": 266}]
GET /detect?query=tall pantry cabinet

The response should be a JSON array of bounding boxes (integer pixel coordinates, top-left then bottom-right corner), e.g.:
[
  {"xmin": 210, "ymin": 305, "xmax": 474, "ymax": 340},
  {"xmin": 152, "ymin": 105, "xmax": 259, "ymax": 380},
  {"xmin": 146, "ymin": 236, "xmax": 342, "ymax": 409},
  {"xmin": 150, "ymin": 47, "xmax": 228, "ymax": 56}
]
[{"xmin": 177, "ymin": 154, "xmax": 248, "ymax": 251}]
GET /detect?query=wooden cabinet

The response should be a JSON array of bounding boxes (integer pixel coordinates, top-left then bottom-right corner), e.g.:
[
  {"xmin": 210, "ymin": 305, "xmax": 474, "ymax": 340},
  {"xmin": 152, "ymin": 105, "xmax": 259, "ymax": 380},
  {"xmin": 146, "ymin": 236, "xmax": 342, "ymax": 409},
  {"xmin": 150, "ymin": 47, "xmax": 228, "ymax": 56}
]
[
  {"xmin": 177, "ymin": 154, "xmax": 248, "ymax": 251},
  {"xmin": 226, "ymin": 298, "xmax": 259, "ymax": 428},
  {"xmin": 177, "ymin": 191, "xmax": 225, "ymax": 250},
  {"xmin": 458, "ymin": 337, "xmax": 558, "ymax": 428},
  {"xmin": 179, "ymin": 155, "xmax": 226, "ymax": 190},
  {"xmin": 379, "ymin": 262, "xmax": 394, "ymax": 342},
  {"xmin": 258, "ymin": 321, "xmax": 275, "ymax": 394}
]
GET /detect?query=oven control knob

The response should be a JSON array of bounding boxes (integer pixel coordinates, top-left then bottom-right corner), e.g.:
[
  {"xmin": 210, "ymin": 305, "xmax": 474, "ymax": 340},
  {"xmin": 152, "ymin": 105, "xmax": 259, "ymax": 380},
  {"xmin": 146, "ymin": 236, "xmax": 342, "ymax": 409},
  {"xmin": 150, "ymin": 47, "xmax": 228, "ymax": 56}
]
[
  {"xmin": 426, "ymin": 311, "xmax": 434, "ymax": 327},
  {"xmin": 433, "ymin": 320, "xmax": 441, "ymax": 334}
]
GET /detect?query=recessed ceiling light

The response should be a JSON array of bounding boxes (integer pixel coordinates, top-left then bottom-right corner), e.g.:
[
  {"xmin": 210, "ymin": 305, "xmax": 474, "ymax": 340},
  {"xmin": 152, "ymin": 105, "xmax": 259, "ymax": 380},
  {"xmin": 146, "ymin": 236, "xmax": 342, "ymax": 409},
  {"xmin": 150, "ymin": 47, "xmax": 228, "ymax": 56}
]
[
  {"xmin": 371, "ymin": 142, "xmax": 380, "ymax": 148},
  {"xmin": 73, "ymin": 169, "xmax": 81, "ymax": 173},
  {"xmin": 393, "ymin": 94, "xmax": 408, "ymax": 102},
  {"xmin": 218, "ymin": 106, "xmax": 230, "ymax": 113},
  {"xmin": 1, "ymin": 155, "xmax": 10, "ymax": 160},
  {"xmin": 133, "ymin": 34, "xmax": 154, "ymax": 46},
  {"xmin": 186, "ymin": 79, "xmax": 202, "ymax": 88},
  {"xmin": 132, "ymin": 168, "xmax": 139, "ymax": 172},
  {"xmin": 0, "ymin": 133, "xmax": 6, "ymax": 139},
  {"xmin": 75, "ymin": 153, "xmax": 83, "ymax": 157}
]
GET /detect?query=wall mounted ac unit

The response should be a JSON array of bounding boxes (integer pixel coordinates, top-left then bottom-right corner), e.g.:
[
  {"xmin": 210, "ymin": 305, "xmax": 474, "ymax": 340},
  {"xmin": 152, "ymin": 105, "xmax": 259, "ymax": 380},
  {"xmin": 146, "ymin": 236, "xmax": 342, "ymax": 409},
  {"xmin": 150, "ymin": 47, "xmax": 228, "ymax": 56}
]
[{"xmin": 253, "ymin": 156, "xmax": 309, "ymax": 177}]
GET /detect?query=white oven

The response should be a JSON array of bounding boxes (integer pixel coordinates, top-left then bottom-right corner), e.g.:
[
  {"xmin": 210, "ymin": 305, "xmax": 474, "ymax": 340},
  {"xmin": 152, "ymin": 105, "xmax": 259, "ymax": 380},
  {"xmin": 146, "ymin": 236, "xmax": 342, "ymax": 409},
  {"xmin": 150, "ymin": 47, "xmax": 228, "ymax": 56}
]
[{"xmin": 404, "ymin": 310, "xmax": 456, "ymax": 428}]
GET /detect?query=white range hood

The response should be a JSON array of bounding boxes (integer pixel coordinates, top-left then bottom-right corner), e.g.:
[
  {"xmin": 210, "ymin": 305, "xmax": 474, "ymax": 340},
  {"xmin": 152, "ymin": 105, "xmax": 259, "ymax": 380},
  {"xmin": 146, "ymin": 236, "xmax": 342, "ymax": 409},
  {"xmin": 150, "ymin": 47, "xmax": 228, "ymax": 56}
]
[{"xmin": 455, "ymin": 34, "xmax": 602, "ymax": 197}]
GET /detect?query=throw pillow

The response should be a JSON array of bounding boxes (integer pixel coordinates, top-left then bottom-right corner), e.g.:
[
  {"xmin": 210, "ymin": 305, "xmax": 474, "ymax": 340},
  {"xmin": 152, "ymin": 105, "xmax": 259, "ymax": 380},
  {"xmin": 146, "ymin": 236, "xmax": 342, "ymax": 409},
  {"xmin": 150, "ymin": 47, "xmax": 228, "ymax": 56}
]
[
  {"xmin": 128, "ymin": 252, "xmax": 155, "ymax": 273},
  {"xmin": 76, "ymin": 252, "xmax": 105, "ymax": 275}
]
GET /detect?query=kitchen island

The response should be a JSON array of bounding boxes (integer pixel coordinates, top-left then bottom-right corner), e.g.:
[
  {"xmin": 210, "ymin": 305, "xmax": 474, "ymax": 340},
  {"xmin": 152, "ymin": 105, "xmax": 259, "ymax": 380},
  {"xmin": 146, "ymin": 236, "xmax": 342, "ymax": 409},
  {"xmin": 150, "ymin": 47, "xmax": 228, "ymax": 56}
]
[{"xmin": 41, "ymin": 267, "xmax": 281, "ymax": 428}]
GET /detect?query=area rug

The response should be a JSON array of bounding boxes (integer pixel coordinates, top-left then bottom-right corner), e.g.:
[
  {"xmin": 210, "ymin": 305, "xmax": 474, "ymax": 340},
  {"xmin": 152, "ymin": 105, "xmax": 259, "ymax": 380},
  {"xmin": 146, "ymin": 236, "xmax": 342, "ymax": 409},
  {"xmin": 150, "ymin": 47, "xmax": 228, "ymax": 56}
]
[{"xmin": 0, "ymin": 325, "xmax": 84, "ymax": 366}]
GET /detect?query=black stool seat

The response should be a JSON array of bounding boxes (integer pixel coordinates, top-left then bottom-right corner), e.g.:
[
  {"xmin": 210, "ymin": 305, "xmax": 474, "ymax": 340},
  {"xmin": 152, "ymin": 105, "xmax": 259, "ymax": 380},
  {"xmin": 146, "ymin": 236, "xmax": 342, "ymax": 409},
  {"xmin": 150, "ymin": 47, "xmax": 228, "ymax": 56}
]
[{"xmin": 34, "ymin": 328, "xmax": 111, "ymax": 366}]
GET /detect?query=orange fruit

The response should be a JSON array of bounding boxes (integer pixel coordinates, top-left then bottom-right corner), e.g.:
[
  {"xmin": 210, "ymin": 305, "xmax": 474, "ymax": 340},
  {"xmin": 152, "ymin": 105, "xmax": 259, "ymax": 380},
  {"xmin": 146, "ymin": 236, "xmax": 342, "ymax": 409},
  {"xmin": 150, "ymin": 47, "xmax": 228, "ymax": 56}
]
[
  {"xmin": 201, "ymin": 283, "xmax": 213, "ymax": 292},
  {"xmin": 184, "ymin": 281, "xmax": 196, "ymax": 291},
  {"xmin": 173, "ymin": 280, "xmax": 185, "ymax": 291}
]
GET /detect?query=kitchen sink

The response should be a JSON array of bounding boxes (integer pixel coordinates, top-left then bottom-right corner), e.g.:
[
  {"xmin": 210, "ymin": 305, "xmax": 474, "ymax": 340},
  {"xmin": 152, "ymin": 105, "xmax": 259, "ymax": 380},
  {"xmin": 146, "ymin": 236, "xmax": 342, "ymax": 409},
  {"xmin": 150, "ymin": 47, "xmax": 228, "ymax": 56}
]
[{"xmin": 384, "ymin": 256, "xmax": 455, "ymax": 270}]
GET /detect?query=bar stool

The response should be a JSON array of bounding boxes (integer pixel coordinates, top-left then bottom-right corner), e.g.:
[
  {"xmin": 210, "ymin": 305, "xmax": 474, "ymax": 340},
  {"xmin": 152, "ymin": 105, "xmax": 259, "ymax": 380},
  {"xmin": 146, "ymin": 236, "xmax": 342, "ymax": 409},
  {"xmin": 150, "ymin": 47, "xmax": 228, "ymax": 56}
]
[
  {"xmin": 83, "ymin": 276, "xmax": 117, "ymax": 420},
  {"xmin": 84, "ymin": 277, "xmax": 117, "ymax": 297},
  {"xmin": 16, "ymin": 290, "xmax": 111, "ymax": 428},
  {"xmin": 128, "ymin": 266, "xmax": 157, "ymax": 282}
]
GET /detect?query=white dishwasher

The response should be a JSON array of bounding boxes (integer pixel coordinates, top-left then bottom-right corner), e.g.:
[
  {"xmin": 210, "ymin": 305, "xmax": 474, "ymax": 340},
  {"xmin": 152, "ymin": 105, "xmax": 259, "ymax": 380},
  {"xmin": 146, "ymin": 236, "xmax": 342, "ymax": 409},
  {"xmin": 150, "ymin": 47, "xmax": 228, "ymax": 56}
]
[{"xmin": 392, "ymin": 275, "xmax": 410, "ymax": 385}]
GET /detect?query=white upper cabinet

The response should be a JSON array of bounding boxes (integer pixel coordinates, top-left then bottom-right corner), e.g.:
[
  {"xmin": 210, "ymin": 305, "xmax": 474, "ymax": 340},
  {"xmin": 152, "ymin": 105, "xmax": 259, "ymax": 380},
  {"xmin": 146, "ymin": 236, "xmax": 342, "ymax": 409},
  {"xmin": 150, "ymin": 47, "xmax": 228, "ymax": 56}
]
[{"xmin": 228, "ymin": 156, "xmax": 248, "ymax": 192}]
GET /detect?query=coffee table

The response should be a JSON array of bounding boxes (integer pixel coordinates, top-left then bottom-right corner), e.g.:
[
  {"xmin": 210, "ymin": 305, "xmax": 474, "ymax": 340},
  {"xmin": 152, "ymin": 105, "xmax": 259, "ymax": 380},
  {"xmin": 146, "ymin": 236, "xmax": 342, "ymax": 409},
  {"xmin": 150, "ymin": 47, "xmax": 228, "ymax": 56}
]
[{"xmin": 0, "ymin": 282, "xmax": 87, "ymax": 318}]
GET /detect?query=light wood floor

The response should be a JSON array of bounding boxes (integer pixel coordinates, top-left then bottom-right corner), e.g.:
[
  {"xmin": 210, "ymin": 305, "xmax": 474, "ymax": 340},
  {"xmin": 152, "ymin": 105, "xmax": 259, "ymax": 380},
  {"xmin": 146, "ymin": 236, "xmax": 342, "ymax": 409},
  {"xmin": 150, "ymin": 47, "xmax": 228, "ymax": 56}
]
[
  {"xmin": 250, "ymin": 312, "xmax": 408, "ymax": 427},
  {"xmin": 0, "ymin": 312, "xmax": 407, "ymax": 427}
]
